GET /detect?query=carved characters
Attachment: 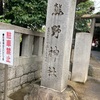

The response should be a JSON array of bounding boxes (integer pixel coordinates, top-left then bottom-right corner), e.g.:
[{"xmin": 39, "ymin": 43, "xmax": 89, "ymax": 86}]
[
  {"xmin": 46, "ymin": 2, "xmax": 64, "ymax": 78},
  {"xmin": 52, "ymin": 3, "xmax": 64, "ymax": 15},
  {"xmin": 51, "ymin": 25, "xmax": 61, "ymax": 39},
  {"xmin": 49, "ymin": 46, "xmax": 59, "ymax": 57},
  {"xmin": 48, "ymin": 67, "xmax": 57, "ymax": 77}
]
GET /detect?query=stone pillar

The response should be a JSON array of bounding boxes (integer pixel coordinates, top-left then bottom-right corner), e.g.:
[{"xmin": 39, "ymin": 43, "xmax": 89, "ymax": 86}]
[
  {"xmin": 14, "ymin": 33, "xmax": 20, "ymax": 58},
  {"xmin": 21, "ymin": 35, "xmax": 33, "ymax": 57},
  {"xmin": 41, "ymin": 0, "xmax": 76, "ymax": 92},
  {"xmin": 38, "ymin": 37, "xmax": 44, "ymax": 56},
  {"xmin": 33, "ymin": 36, "xmax": 39, "ymax": 55},
  {"xmin": 33, "ymin": 37, "xmax": 44, "ymax": 56},
  {"xmin": 72, "ymin": 33, "xmax": 93, "ymax": 83}
]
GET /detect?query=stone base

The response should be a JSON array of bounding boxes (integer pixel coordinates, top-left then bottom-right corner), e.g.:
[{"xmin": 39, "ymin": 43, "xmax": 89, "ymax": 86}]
[{"xmin": 24, "ymin": 84, "xmax": 78, "ymax": 100}]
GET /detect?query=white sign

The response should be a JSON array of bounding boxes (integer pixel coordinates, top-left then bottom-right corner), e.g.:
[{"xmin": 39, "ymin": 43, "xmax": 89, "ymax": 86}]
[{"xmin": 0, "ymin": 30, "xmax": 14, "ymax": 65}]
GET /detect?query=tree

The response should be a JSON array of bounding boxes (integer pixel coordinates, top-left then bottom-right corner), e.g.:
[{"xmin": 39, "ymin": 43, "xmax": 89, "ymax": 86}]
[
  {"xmin": 1, "ymin": 0, "xmax": 94, "ymax": 32},
  {"xmin": 0, "ymin": 0, "xmax": 3, "ymax": 15},
  {"xmin": 3, "ymin": 0, "xmax": 47, "ymax": 30},
  {"xmin": 75, "ymin": 0, "xmax": 94, "ymax": 32}
]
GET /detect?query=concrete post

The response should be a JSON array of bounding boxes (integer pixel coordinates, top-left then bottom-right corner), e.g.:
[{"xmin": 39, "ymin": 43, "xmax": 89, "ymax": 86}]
[
  {"xmin": 14, "ymin": 33, "xmax": 20, "ymax": 58},
  {"xmin": 33, "ymin": 36, "xmax": 39, "ymax": 55},
  {"xmin": 41, "ymin": 0, "xmax": 76, "ymax": 92},
  {"xmin": 33, "ymin": 37, "xmax": 43, "ymax": 56},
  {"xmin": 21, "ymin": 35, "xmax": 33, "ymax": 57},
  {"xmin": 38, "ymin": 37, "xmax": 44, "ymax": 56},
  {"xmin": 72, "ymin": 33, "xmax": 93, "ymax": 83}
]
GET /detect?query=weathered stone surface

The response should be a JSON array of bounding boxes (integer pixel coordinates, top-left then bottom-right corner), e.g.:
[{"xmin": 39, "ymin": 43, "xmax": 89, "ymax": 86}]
[
  {"xmin": 23, "ymin": 64, "xmax": 31, "ymax": 74},
  {"xmin": 0, "ymin": 82, "xmax": 4, "ymax": 92},
  {"xmin": 34, "ymin": 70, "xmax": 41, "ymax": 79},
  {"xmin": 7, "ymin": 90, "xmax": 13, "ymax": 97},
  {"xmin": 30, "ymin": 62, "xmax": 38, "ymax": 72},
  {"xmin": 15, "ymin": 65, "xmax": 23, "ymax": 77},
  {"xmin": 38, "ymin": 37, "xmax": 44, "ymax": 56},
  {"xmin": 7, "ymin": 98, "xmax": 13, "ymax": 100},
  {"xmin": 0, "ymin": 70, "xmax": 4, "ymax": 82},
  {"xmin": 72, "ymin": 33, "xmax": 93, "ymax": 83},
  {"xmin": 37, "ymin": 61, "xmax": 42, "ymax": 70},
  {"xmin": 22, "ymin": 35, "xmax": 33, "ymax": 57},
  {"xmin": 41, "ymin": 0, "xmax": 76, "ymax": 92},
  {"xmin": 28, "ymin": 73, "xmax": 35, "ymax": 82},
  {"xmin": 13, "ymin": 86, "xmax": 21, "ymax": 92},
  {"xmin": 0, "ymin": 64, "xmax": 5, "ymax": 70},
  {"xmin": 8, "ymin": 67, "xmax": 16, "ymax": 80},
  {"xmin": 8, "ymin": 78, "xmax": 20, "ymax": 90},
  {"xmin": 21, "ymin": 75, "xmax": 28, "ymax": 84},
  {"xmin": 33, "ymin": 37, "xmax": 44, "ymax": 56},
  {"xmin": 14, "ymin": 33, "xmax": 20, "ymax": 58},
  {"xmin": 0, "ymin": 92, "xmax": 4, "ymax": 100},
  {"xmin": 24, "ymin": 84, "xmax": 77, "ymax": 100}
]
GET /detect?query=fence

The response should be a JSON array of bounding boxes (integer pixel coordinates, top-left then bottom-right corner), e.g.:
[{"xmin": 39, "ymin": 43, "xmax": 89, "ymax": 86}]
[{"xmin": 0, "ymin": 22, "xmax": 44, "ymax": 99}]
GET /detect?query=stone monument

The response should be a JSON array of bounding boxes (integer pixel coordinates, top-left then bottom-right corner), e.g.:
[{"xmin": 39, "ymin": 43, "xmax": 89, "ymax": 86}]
[
  {"xmin": 41, "ymin": 0, "xmax": 76, "ymax": 92},
  {"xmin": 72, "ymin": 33, "xmax": 93, "ymax": 83}
]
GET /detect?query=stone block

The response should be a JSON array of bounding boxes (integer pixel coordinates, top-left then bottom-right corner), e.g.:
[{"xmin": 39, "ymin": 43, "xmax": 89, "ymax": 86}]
[
  {"xmin": 8, "ymin": 78, "xmax": 20, "ymax": 90},
  {"xmin": 38, "ymin": 37, "xmax": 44, "ymax": 56},
  {"xmin": 19, "ymin": 57, "xmax": 27, "ymax": 65},
  {"xmin": 21, "ymin": 35, "xmax": 33, "ymax": 57},
  {"xmin": 72, "ymin": 33, "xmax": 93, "ymax": 83},
  {"xmin": 24, "ymin": 94, "xmax": 29, "ymax": 100},
  {"xmin": 8, "ymin": 67, "xmax": 16, "ymax": 80},
  {"xmin": 22, "ymin": 57, "xmax": 29, "ymax": 65},
  {"xmin": 7, "ymin": 90, "xmax": 13, "ymax": 96},
  {"xmin": 0, "ymin": 83, "xmax": 4, "ymax": 92},
  {"xmin": 7, "ymin": 97, "xmax": 13, "ymax": 100},
  {"xmin": 33, "ymin": 36, "xmax": 39, "ymax": 55},
  {"xmin": 14, "ymin": 33, "xmax": 20, "ymax": 58},
  {"xmin": 13, "ymin": 58, "xmax": 19, "ymax": 66},
  {"xmin": 30, "ymin": 62, "xmax": 38, "ymax": 72},
  {"xmin": 15, "ymin": 65, "xmax": 23, "ymax": 77},
  {"xmin": 21, "ymin": 75, "xmax": 28, "ymax": 84},
  {"xmin": 0, "ymin": 64, "xmax": 5, "ymax": 70},
  {"xmin": 34, "ymin": 70, "xmax": 41, "ymax": 79},
  {"xmin": 22, "ymin": 83, "xmax": 29, "ymax": 88},
  {"xmin": 13, "ymin": 86, "xmax": 21, "ymax": 92},
  {"xmin": 0, "ymin": 70, "xmax": 4, "ymax": 83},
  {"xmin": 28, "ymin": 73, "xmax": 34, "ymax": 82},
  {"xmin": 23, "ymin": 64, "xmax": 31, "ymax": 74},
  {"xmin": 37, "ymin": 61, "xmax": 42, "ymax": 70},
  {"xmin": 0, "ymin": 92, "xmax": 4, "ymax": 100}
]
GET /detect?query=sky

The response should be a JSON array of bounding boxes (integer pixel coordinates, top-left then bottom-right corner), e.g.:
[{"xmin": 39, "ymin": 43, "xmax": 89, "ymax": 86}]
[{"xmin": 91, "ymin": 0, "xmax": 100, "ymax": 13}]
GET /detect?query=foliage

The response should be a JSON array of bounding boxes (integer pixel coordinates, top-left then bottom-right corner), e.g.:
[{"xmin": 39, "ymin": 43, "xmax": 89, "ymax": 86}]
[
  {"xmin": 75, "ymin": 0, "xmax": 94, "ymax": 32},
  {"xmin": 4, "ymin": 0, "xmax": 47, "ymax": 30},
  {"xmin": 1, "ymin": 0, "xmax": 94, "ymax": 32},
  {"xmin": 0, "ymin": 15, "xmax": 11, "ymax": 23}
]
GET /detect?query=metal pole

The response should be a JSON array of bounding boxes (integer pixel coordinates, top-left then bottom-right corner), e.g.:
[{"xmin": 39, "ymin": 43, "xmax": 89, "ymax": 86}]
[{"xmin": 4, "ymin": 64, "xmax": 8, "ymax": 100}]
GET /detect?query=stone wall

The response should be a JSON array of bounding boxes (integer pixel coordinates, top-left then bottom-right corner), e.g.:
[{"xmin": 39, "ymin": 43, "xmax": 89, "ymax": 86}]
[{"xmin": 0, "ymin": 22, "xmax": 44, "ymax": 100}]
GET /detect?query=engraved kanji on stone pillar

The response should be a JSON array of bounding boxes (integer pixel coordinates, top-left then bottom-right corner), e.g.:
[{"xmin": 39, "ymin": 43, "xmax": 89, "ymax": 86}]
[{"xmin": 41, "ymin": 0, "xmax": 76, "ymax": 92}]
